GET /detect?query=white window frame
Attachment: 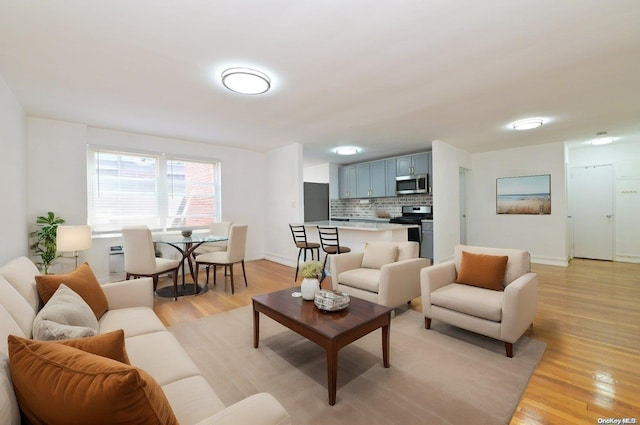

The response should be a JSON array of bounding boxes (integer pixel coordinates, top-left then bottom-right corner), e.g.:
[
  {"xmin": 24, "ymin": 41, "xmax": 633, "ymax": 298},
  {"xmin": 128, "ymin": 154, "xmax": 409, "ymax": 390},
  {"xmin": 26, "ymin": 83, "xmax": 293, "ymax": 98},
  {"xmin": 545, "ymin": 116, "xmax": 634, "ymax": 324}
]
[{"xmin": 87, "ymin": 146, "xmax": 221, "ymax": 234}]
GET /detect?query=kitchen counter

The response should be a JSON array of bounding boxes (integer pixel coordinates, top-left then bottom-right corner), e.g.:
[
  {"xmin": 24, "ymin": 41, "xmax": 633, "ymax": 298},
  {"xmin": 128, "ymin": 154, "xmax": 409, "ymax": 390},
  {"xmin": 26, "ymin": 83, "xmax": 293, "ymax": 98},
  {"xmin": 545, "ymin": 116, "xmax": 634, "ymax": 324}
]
[
  {"xmin": 329, "ymin": 216, "xmax": 391, "ymax": 223},
  {"xmin": 305, "ymin": 220, "xmax": 416, "ymax": 231},
  {"xmin": 301, "ymin": 221, "xmax": 418, "ymax": 257}
]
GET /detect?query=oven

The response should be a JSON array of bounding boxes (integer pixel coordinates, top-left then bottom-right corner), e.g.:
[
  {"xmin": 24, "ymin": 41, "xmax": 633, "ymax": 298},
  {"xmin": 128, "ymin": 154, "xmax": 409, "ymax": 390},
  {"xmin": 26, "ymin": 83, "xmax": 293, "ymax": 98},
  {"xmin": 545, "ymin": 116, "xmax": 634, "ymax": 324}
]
[{"xmin": 389, "ymin": 206, "xmax": 432, "ymax": 258}]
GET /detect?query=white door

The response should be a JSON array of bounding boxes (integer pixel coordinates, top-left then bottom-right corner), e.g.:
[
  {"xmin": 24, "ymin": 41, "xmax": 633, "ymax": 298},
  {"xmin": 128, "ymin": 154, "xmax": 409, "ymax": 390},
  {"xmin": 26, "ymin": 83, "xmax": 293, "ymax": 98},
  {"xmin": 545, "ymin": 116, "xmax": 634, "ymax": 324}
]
[{"xmin": 570, "ymin": 165, "xmax": 614, "ymax": 260}]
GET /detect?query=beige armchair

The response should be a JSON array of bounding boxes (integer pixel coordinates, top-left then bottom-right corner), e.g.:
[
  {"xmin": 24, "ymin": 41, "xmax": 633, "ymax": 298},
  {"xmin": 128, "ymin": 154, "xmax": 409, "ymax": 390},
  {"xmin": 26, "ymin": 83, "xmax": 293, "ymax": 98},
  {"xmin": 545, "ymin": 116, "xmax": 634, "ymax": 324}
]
[
  {"xmin": 330, "ymin": 241, "xmax": 428, "ymax": 309},
  {"xmin": 421, "ymin": 244, "xmax": 537, "ymax": 357}
]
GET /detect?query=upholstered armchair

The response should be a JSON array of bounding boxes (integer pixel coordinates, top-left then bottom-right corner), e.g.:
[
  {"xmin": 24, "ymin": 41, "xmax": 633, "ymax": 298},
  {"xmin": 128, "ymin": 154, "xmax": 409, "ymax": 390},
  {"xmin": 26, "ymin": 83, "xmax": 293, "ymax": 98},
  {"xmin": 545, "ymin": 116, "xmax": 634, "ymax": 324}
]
[
  {"xmin": 330, "ymin": 241, "xmax": 428, "ymax": 309},
  {"xmin": 420, "ymin": 244, "xmax": 537, "ymax": 357}
]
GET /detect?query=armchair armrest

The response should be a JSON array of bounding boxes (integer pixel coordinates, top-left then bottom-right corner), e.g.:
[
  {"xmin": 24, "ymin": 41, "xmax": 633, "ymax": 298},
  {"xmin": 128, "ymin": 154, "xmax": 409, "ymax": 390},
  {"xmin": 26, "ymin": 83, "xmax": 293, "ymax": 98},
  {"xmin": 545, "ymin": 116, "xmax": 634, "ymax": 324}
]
[
  {"xmin": 101, "ymin": 278, "xmax": 154, "ymax": 310},
  {"xmin": 501, "ymin": 273, "xmax": 537, "ymax": 343},
  {"xmin": 420, "ymin": 261, "xmax": 457, "ymax": 318},
  {"xmin": 195, "ymin": 393, "xmax": 290, "ymax": 425},
  {"xmin": 378, "ymin": 258, "xmax": 429, "ymax": 308},
  {"xmin": 330, "ymin": 252, "xmax": 364, "ymax": 290}
]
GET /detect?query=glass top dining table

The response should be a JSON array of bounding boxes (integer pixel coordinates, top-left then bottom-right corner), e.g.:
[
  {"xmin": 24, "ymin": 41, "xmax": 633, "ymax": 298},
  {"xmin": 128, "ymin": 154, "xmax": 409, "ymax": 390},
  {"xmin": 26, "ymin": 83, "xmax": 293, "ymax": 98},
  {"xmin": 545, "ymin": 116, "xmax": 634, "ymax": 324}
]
[{"xmin": 152, "ymin": 233, "xmax": 228, "ymax": 297}]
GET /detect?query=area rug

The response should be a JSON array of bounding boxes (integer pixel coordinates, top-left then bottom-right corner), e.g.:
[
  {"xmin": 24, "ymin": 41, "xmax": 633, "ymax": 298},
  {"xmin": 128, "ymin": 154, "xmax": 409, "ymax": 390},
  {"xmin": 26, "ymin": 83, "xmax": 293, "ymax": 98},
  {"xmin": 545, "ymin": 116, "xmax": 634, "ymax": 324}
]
[{"xmin": 169, "ymin": 306, "xmax": 545, "ymax": 425}]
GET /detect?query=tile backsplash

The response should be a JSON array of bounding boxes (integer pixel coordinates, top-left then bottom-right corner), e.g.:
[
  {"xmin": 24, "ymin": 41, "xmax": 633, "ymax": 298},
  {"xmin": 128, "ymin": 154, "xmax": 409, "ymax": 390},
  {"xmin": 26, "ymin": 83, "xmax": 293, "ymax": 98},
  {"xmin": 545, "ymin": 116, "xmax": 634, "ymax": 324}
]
[{"xmin": 330, "ymin": 194, "xmax": 432, "ymax": 219}]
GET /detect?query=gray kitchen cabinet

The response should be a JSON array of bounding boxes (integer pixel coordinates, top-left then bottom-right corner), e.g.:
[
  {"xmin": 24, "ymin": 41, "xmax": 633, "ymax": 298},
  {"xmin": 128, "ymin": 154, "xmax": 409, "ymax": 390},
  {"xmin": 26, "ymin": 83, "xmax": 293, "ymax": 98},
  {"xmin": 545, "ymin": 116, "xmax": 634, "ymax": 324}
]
[
  {"xmin": 356, "ymin": 160, "xmax": 386, "ymax": 198},
  {"xmin": 397, "ymin": 153, "xmax": 429, "ymax": 176},
  {"xmin": 339, "ymin": 165, "xmax": 357, "ymax": 198},
  {"xmin": 386, "ymin": 159, "xmax": 396, "ymax": 196}
]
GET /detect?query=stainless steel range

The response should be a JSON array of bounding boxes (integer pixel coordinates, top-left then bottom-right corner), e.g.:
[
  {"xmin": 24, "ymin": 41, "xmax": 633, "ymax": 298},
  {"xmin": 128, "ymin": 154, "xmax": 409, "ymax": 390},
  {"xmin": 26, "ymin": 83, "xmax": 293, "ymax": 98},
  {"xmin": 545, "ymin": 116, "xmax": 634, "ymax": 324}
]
[{"xmin": 389, "ymin": 206, "xmax": 433, "ymax": 260}]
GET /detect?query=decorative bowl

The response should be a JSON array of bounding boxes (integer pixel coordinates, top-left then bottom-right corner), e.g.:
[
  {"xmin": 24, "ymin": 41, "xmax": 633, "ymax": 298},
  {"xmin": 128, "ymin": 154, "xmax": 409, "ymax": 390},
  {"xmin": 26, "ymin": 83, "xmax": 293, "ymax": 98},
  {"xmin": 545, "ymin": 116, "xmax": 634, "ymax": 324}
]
[
  {"xmin": 314, "ymin": 290, "xmax": 350, "ymax": 312},
  {"xmin": 181, "ymin": 230, "xmax": 193, "ymax": 237}
]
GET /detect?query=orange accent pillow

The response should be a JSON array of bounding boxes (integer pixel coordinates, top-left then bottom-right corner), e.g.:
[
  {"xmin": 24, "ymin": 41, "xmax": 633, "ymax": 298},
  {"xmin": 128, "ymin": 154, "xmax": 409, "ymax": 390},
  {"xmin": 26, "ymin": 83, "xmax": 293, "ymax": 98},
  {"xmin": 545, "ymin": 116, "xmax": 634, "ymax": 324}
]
[
  {"xmin": 56, "ymin": 329, "xmax": 130, "ymax": 364},
  {"xmin": 35, "ymin": 262, "xmax": 109, "ymax": 320},
  {"xmin": 456, "ymin": 251, "xmax": 508, "ymax": 291},
  {"xmin": 8, "ymin": 334, "xmax": 178, "ymax": 425}
]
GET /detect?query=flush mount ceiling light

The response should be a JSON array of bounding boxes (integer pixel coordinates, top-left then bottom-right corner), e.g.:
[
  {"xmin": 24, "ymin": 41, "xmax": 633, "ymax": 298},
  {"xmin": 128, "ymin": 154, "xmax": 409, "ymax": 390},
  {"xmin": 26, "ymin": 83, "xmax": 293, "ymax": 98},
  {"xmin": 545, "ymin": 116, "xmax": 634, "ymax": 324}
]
[
  {"xmin": 511, "ymin": 118, "xmax": 544, "ymax": 130},
  {"xmin": 589, "ymin": 132, "xmax": 615, "ymax": 145},
  {"xmin": 335, "ymin": 146, "xmax": 360, "ymax": 155},
  {"xmin": 221, "ymin": 67, "xmax": 271, "ymax": 95}
]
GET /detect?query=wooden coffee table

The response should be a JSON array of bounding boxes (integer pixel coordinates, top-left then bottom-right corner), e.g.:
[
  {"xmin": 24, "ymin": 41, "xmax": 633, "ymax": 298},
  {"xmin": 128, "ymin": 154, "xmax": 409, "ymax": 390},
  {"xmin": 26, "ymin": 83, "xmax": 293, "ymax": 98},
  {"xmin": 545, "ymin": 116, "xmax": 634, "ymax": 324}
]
[{"xmin": 252, "ymin": 287, "xmax": 393, "ymax": 405}]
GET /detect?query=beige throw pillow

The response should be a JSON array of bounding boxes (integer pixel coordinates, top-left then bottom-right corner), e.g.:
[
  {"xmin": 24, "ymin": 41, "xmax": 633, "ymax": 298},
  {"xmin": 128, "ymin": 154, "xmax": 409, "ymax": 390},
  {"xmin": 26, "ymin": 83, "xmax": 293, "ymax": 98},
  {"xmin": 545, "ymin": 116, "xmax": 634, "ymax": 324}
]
[
  {"xmin": 32, "ymin": 284, "xmax": 99, "ymax": 341},
  {"xmin": 361, "ymin": 243, "xmax": 398, "ymax": 270}
]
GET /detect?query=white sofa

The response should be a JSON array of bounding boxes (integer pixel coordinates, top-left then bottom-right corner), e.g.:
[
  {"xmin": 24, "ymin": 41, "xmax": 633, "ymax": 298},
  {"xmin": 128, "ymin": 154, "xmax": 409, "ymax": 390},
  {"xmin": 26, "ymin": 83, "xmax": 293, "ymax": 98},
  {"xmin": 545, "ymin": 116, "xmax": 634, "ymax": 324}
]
[
  {"xmin": 0, "ymin": 256, "xmax": 290, "ymax": 425},
  {"xmin": 420, "ymin": 244, "xmax": 537, "ymax": 357},
  {"xmin": 330, "ymin": 241, "xmax": 429, "ymax": 308}
]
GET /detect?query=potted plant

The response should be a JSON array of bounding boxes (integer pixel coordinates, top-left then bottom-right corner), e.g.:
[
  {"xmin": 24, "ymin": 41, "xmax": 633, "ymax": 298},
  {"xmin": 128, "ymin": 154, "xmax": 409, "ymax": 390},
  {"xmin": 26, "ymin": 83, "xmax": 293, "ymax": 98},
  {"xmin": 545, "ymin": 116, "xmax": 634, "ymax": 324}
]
[
  {"xmin": 300, "ymin": 261, "xmax": 323, "ymax": 300},
  {"xmin": 29, "ymin": 211, "xmax": 65, "ymax": 274}
]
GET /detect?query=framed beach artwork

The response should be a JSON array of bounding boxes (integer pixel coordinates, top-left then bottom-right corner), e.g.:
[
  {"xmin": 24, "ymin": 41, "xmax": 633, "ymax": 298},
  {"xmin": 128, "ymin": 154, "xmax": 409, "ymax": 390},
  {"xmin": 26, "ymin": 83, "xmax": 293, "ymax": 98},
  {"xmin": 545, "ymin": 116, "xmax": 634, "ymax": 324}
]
[{"xmin": 496, "ymin": 174, "xmax": 551, "ymax": 215}]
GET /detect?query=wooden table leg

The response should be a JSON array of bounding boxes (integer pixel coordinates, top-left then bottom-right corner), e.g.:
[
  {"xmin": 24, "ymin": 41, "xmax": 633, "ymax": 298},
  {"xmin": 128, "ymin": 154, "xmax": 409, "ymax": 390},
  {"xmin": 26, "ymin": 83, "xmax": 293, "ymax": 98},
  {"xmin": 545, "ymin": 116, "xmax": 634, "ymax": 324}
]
[
  {"xmin": 382, "ymin": 317, "xmax": 390, "ymax": 368},
  {"xmin": 326, "ymin": 345, "xmax": 338, "ymax": 405},
  {"xmin": 253, "ymin": 307, "xmax": 260, "ymax": 348}
]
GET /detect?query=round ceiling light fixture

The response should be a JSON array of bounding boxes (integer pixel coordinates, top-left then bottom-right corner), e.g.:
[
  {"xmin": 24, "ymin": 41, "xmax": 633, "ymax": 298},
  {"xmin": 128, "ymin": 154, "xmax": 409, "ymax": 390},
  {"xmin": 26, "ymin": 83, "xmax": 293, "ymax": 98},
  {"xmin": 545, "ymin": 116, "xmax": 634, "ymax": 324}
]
[
  {"xmin": 335, "ymin": 146, "xmax": 360, "ymax": 155},
  {"xmin": 511, "ymin": 118, "xmax": 544, "ymax": 130},
  {"xmin": 589, "ymin": 132, "xmax": 615, "ymax": 145},
  {"xmin": 221, "ymin": 67, "xmax": 271, "ymax": 95}
]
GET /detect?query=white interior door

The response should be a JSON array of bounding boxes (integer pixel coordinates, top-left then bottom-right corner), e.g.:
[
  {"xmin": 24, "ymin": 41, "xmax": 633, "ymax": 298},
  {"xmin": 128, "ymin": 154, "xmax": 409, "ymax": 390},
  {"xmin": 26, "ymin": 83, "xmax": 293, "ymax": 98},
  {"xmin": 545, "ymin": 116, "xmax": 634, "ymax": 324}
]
[{"xmin": 570, "ymin": 165, "xmax": 614, "ymax": 260}]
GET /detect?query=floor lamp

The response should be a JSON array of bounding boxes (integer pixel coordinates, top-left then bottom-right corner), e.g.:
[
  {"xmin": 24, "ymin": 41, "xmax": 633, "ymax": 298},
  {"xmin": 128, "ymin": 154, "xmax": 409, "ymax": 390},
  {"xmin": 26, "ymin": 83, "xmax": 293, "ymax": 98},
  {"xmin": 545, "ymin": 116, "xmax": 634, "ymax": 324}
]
[{"xmin": 56, "ymin": 225, "xmax": 92, "ymax": 268}]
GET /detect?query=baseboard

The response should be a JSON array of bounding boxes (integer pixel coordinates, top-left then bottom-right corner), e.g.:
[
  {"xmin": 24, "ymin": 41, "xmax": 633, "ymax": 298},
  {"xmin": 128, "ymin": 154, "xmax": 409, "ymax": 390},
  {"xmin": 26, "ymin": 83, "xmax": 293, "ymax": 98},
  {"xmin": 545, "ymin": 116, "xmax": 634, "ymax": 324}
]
[
  {"xmin": 264, "ymin": 253, "xmax": 296, "ymax": 268},
  {"xmin": 614, "ymin": 254, "xmax": 640, "ymax": 264},
  {"xmin": 531, "ymin": 256, "xmax": 569, "ymax": 267}
]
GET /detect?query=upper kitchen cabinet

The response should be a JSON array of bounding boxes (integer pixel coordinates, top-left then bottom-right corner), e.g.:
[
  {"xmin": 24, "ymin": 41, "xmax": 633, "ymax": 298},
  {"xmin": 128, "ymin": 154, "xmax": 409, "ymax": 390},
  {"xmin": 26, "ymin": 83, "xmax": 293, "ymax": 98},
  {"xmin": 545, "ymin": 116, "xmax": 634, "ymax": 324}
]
[
  {"xmin": 339, "ymin": 165, "xmax": 357, "ymax": 198},
  {"xmin": 385, "ymin": 159, "xmax": 396, "ymax": 196},
  {"xmin": 396, "ymin": 153, "xmax": 429, "ymax": 176},
  {"xmin": 356, "ymin": 160, "xmax": 386, "ymax": 198}
]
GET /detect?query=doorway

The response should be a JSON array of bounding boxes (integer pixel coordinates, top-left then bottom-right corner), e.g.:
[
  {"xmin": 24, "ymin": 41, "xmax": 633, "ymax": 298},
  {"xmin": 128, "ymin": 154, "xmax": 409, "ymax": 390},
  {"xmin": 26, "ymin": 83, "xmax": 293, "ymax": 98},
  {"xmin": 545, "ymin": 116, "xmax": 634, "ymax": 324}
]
[{"xmin": 570, "ymin": 165, "xmax": 614, "ymax": 260}]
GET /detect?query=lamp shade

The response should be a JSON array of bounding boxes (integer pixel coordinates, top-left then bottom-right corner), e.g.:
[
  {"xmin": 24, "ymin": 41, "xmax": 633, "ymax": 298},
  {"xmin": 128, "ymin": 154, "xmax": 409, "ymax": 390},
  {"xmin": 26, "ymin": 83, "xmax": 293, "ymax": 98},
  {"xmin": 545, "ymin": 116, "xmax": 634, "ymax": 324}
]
[{"xmin": 56, "ymin": 225, "xmax": 92, "ymax": 252}]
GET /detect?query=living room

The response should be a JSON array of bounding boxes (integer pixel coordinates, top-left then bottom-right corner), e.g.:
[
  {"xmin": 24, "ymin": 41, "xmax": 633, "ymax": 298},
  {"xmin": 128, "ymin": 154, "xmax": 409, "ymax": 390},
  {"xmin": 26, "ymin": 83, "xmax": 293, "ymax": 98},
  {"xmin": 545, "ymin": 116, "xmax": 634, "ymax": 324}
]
[{"xmin": 1, "ymin": 2, "xmax": 639, "ymax": 424}]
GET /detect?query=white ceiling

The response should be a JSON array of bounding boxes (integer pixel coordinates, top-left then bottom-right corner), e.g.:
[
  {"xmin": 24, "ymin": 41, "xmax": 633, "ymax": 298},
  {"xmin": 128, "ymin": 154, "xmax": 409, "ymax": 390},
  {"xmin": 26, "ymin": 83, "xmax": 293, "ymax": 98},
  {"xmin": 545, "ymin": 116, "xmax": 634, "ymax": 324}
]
[{"xmin": 1, "ymin": 0, "xmax": 639, "ymax": 166}]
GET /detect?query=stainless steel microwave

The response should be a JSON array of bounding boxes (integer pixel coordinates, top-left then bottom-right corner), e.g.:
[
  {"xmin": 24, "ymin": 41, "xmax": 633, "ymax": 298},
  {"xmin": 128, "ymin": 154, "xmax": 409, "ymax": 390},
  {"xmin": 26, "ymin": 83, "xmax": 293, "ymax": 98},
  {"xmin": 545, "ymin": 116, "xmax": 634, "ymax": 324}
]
[{"xmin": 396, "ymin": 174, "xmax": 428, "ymax": 195}]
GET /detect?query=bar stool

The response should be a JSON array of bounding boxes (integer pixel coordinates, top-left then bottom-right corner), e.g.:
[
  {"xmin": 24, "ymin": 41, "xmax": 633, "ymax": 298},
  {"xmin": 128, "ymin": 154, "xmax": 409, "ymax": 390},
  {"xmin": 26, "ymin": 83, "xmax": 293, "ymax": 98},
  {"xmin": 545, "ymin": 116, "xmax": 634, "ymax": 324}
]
[
  {"xmin": 289, "ymin": 224, "xmax": 321, "ymax": 281},
  {"xmin": 317, "ymin": 226, "xmax": 351, "ymax": 283}
]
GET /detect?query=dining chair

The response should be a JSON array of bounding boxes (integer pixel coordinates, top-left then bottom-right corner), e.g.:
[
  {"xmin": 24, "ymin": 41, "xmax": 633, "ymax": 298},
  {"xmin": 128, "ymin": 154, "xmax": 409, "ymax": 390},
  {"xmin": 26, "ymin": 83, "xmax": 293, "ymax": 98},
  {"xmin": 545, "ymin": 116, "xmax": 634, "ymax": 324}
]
[
  {"xmin": 122, "ymin": 226, "xmax": 181, "ymax": 300},
  {"xmin": 192, "ymin": 221, "xmax": 232, "ymax": 256},
  {"xmin": 195, "ymin": 224, "xmax": 248, "ymax": 294},
  {"xmin": 289, "ymin": 224, "xmax": 321, "ymax": 281},
  {"xmin": 317, "ymin": 226, "xmax": 351, "ymax": 283}
]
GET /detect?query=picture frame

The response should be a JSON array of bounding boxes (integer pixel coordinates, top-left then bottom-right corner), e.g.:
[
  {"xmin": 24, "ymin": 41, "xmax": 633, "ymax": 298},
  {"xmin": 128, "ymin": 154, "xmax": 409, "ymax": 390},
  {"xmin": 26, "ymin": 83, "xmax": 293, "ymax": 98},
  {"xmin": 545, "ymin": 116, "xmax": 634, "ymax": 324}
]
[{"xmin": 496, "ymin": 174, "xmax": 551, "ymax": 215}]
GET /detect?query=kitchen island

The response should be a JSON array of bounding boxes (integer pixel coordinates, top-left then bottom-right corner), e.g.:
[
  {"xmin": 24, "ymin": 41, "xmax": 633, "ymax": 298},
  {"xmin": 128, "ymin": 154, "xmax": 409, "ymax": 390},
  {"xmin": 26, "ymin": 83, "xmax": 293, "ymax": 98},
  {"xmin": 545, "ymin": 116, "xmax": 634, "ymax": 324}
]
[{"xmin": 302, "ymin": 220, "xmax": 418, "ymax": 253}]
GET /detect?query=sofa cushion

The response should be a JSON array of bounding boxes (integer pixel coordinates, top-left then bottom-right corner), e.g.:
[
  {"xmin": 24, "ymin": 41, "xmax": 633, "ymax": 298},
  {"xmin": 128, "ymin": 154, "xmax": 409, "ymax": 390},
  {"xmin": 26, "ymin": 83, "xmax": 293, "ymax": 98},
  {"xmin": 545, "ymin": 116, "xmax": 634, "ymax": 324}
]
[
  {"xmin": 0, "ymin": 274, "xmax": 35, "ymax": 337},
  {"xmin": 99, "ymin": 306, "xmax": 167, "ymax": 337},
  {"xmin": 431, "ymin": 283, "xmax": 503, "ymax": 322},
  {"xmin": 8, "ymin": 334, "xmax": 179, "ymax": 425},
  {"xmin": 456, "ymin": 251, "xmax": 508, "ymax": 291},
  {"xmin": 361, "ymin": 243, "xmax": 398, "ymax": 270},
  {"xmin": 162, "ymin": 375, "xmax": 226, "ymax": 424},
  {"xmin": 0, "ymin": 256, "xmax": 41, "ymax": 311},
  {"xmin": 338, "ymin": 268, "xmax": 381, "ymax": 293},
  {"xmin": 36, "ymin": 262, "xmax": 109, "ymax": 320},
  {"xmin": 0, "ymin": 304, "xmax": 26, "ymax": 356},
  {"xmin": 32, "ymin": 284, "xmax": 99, "ymax": 341},
  {"xmin": 125, "ymin": 331, "xmax": 201, "ymax": 386},
  {"xmin": 0, "ymin": 352, "xmax": 20, "ymax": 425}
]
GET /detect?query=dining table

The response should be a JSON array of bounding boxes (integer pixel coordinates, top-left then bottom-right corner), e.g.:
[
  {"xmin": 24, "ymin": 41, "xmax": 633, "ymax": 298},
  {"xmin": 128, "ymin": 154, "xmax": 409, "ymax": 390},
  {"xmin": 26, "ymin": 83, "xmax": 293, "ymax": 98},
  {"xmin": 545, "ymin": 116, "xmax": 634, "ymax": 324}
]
[{"xmin": 152, "ymin": 232, "xmax": 228, "ymax": 297}]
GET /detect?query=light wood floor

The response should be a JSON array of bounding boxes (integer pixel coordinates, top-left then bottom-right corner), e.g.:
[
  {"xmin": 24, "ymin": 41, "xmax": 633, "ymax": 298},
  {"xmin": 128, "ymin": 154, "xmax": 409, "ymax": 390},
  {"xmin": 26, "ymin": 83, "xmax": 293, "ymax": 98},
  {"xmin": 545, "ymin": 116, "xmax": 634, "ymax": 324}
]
[{"xmin": 150, "ymin": 258, "xmax": 640, "ymax": 424}]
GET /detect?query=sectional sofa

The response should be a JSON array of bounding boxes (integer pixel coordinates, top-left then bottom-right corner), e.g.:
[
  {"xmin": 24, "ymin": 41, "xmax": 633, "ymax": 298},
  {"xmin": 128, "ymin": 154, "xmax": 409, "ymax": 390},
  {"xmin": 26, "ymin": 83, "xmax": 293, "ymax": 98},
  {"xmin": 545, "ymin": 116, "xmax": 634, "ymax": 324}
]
[{"xmin": 0, "ymin": 256, "xmax": 290, "ymax": 425}]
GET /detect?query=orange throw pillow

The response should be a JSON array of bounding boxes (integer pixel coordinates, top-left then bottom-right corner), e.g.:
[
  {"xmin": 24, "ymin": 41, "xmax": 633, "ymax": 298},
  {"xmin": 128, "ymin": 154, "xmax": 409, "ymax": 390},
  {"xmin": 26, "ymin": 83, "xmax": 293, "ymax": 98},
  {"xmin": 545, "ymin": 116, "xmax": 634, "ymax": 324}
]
[
  {"xmin": 56, "ymin": 329, "xmax": 130, "ymax": 364},
  {"xmin": 456, "ymin": 251, "xmax": 508, "ymax": 291},
  {"xmin": 36, "ymin": 262, "xmax": 108, "ymax": 320},
  {"xmin": 8, "ymin": 334, "xmax": 178, "ymax": 425}
]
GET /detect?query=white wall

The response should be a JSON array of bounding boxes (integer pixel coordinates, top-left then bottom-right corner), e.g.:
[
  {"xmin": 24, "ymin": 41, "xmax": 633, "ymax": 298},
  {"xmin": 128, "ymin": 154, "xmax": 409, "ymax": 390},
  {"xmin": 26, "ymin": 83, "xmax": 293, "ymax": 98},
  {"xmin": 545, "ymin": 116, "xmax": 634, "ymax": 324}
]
[
  {"xmin": 431, "ymin": 140, "xmax": 472, "ymax": 263},
  {"xmin": 27, "ymin": 118, "xmax": 269, "ymax": 280},
  {"xmin": 468, "ymin": 142, "xmax": 568, "ymax": 266},
  {"xmin": 303, "ymin": 163, "xmax": 330, "ymax": 183},
  {"xmin": 263, "ymin": 143, "xmax": 304, "ymax": 268},
  {"xmin": 0, "ymin": 75, "xmax": 27, "ymax": 263}
]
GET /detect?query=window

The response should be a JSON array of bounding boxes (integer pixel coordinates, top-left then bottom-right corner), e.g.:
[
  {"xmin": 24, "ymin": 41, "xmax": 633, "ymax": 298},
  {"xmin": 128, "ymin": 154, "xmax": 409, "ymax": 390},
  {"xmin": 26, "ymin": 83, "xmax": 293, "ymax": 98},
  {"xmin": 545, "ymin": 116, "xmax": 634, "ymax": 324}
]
[{"xmin": 87, "ymin": 147, "xmax": 220, "ymax": 233}]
